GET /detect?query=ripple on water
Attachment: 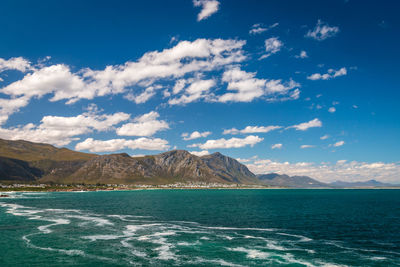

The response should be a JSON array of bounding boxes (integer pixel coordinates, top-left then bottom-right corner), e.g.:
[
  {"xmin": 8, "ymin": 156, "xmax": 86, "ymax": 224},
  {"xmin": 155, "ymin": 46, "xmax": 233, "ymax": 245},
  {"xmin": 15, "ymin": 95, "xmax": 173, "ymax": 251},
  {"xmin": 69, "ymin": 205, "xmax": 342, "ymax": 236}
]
[{"xmin": 0, "ymin": 201, "xmax": 397, "ymax": 266}]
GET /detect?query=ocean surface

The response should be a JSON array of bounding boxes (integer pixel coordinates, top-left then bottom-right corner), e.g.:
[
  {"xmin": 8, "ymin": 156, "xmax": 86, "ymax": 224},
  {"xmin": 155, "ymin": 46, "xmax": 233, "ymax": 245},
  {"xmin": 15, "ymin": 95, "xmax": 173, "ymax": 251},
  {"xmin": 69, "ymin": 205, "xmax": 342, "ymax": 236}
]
[{"xmin": 0, "ymin": 190, "xmax": 399, "ymax": 266}]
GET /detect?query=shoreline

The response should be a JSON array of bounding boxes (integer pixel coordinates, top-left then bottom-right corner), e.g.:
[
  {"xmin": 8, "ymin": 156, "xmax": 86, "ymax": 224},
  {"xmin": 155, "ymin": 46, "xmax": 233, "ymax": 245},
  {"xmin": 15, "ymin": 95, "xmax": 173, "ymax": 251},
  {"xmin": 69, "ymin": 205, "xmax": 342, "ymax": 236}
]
[{"xmin": 1, "ymin": 186, "xmax": 400, "ymax": 194}]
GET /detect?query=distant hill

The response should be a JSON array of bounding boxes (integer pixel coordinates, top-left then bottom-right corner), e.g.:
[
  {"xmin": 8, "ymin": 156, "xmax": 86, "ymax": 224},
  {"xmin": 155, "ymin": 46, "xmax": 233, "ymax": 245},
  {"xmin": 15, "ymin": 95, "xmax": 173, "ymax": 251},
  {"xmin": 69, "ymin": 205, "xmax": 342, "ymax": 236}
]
[
  {"xmin": 257, "ymin": 173, "xmax": 330, "ymax": 188},
  {"xmin": 330, "ymin": 180, "xmax": 398, "ymax": 188}
]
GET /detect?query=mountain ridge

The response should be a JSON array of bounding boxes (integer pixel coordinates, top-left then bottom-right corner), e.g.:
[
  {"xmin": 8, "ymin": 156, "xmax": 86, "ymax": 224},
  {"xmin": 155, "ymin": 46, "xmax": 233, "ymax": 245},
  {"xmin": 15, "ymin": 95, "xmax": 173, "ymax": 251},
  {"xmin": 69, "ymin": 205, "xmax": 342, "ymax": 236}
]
[
  {"xmin": 1, "ymin": 138, "xmax": 395, "ymax": 188},
  {"xmin": 0, "ymin": 139, "xmax": 259, "ymax": 185}
]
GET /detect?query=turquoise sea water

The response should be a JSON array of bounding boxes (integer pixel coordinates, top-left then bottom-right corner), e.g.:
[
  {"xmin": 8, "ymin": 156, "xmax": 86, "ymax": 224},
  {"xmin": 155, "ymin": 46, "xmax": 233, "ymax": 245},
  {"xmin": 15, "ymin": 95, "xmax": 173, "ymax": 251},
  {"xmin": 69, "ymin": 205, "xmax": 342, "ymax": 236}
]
[{"xmin": 0, "ymin": 190, "xmax": 399, "ymax": 266}]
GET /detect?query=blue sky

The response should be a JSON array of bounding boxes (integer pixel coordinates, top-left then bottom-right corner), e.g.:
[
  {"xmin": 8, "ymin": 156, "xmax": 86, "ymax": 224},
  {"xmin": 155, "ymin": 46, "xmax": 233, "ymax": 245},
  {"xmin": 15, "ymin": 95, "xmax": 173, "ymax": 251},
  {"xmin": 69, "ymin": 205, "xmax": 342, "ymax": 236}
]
[{"xmin": 0, "ymin": 0, "xmax": 399, "ymax": 182}]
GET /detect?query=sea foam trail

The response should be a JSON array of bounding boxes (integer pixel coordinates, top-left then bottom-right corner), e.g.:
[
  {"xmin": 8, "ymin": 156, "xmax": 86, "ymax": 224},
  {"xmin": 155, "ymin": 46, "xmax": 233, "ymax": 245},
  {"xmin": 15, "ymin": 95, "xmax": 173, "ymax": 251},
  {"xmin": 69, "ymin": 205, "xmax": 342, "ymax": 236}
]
[{"xmin": 0, "ymin": 200, "xmax": 391, "ymax": 266}]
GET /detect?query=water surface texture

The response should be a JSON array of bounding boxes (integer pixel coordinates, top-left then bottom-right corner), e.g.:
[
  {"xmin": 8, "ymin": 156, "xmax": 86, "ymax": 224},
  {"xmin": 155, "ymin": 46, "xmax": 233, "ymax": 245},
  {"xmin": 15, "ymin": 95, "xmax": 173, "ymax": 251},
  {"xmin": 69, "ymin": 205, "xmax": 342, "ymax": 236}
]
[{"xmin": 0, "ymin": 190, "xmax": 399, "ymax": 266}]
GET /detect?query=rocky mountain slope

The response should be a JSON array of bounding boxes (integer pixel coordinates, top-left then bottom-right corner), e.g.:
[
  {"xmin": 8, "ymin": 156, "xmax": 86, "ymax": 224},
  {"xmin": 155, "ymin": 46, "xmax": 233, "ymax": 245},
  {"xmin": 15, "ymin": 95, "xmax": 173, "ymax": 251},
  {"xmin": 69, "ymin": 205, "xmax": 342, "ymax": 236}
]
[
  {"xmin": 0, "ymin": 139, "xmax": 258, "ymax": 185},
  {"xmin": 0, "ymin": 138, "xmax": 95, "ymax": 182}
]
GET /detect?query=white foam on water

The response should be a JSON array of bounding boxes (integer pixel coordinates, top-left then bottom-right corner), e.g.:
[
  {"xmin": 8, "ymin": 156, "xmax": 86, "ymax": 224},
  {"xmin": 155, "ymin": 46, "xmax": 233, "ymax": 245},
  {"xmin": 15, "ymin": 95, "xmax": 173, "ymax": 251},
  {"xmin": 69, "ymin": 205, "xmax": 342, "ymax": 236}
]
[
  {"xmin": 221, "ymin": 235, "xmax": 234, "ymax": 240},
  {"xmin": 22, "ymin": 234, "xmax": 116, "ymax": 263},
  {"xmin": 177, "ymin": 240, "xmax": 201, "ymax": 246},
  {"xmin": 65, "ymin": 214, "xmax": 114, "ymax": 227},
  {"xmin": 229, "ymin": 247, "xmax": 271, "ymax": 260},
  {"xmin": 203, "ymin": 226, "xmax": 275, "ymax": 232},
  {"xmin": 190, "ymin": 257, "xmax": 245, "ymax": 267},
  {"xmin": 108, "ymin": 214, "xmax": 152, "ymax": 221},
  {"xmin": 370, "ymin": 256, "xmax": 387, "ymax": 261},
  {"xmin": 277, "ymin": 232, "xmax": 313, "ymax": 242},
  {"xmin": 38, "ymin": 218, "xmax": 70, "ymax": 234},
  {"xmin": 82, "ymin": 234, "xmax": 122, "ymax": 241}
]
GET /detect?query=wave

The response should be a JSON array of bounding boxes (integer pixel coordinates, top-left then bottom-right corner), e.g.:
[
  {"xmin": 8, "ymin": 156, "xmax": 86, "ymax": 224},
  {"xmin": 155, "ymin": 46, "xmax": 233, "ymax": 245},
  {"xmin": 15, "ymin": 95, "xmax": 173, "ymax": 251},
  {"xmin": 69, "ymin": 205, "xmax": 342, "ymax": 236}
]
[{"xmin": 0, "ymin": 201, "xmax": 397, "ymax": 266}]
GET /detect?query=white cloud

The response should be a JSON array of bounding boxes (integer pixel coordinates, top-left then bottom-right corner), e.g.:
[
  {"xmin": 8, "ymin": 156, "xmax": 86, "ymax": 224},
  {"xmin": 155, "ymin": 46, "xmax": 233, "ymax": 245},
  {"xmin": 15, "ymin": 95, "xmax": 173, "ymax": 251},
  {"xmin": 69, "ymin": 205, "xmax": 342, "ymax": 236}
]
[
  {"xmin": 223, "ymin": 125, "xmax": 281, "ymax": 135},
  {"xmin": 218, "ymin": 67, "xmax": 300, "ymax": 103},
  {"xmin": 189, "ymin": 150, "xmax": 210, "ymax": 156},
  {"xmin": 168, "ymin": 79, "xmax": 216, "ymax": 105},
  {"xmin": 0, "ymin": 96, "xmax": 30, "ymax": 125},
  {"xmin": 1, "ymin": 64, "xmax": 90, "ymax": 104},
  {"xmin": 116, "ymin": 111, "xmax": 169, "ymax": 137},
  {"xmin": 249, "ymin": 23, "xmax": 279, "ymax": 35},
  {"xmin": 246, "ymin": 159, "xmax": 400, "ymax": 183},
  {"xmin": 287, "ymin": 118, "xmax": 322, "ymax": 131},
  {"xmin": 307, "ymin": 67, "xmax": 347, "ymax": 80},
  {"xmin": 320, "ymin": 135, "xmax": 329, "ymax": 140},
  {"xmin": 75, "ymin": 137, "xmax": 170, "ymax": 152},
  {"xmin": 0, "ymin": 39, "xmax": 247, "ymax": 123},
  {"xmin": 189, "ymin": 135, "xmax": 263, "ymax": 149},
  {"xmin": 295, "ymin": 51, "xmax": 308, "ymax": 59},
  {"xmin": 328, "ymin": 107, "xmax": 336, "ymax": 113},
  {"xmin": 333, "ymin": 141, "xmax": 345, "ymax": 147},
  {"xmin": 300, "ymin": 145, "xmax": 315, "ymax": 149},
  {"xmin": 0, "ymin": 110, "xmax": 130, "ymax": 146},
  {"xmin": 260, "ymin": 37, "xmax": 283, "ymax": 59},
  {"xmin": 182, "ymin": 131, "xmax": 211, "ymax": 140},
  {"xmin": 271, "ymin": 143, "xmax": 282, "ymax": 149},
  {"xmin": 193, "ymin": 0, "xmax": 220, "ymax": 21},
  {"xmin": 124, "ymin": 85, "xmax": 161, "ymax": 104},
  {"xmin": 306, "ymin": 20, "xmax": 339, "ymax": 41},
  {"xmin": 0, "ymin": 57, "xmax": 31, "ymax": 72}
]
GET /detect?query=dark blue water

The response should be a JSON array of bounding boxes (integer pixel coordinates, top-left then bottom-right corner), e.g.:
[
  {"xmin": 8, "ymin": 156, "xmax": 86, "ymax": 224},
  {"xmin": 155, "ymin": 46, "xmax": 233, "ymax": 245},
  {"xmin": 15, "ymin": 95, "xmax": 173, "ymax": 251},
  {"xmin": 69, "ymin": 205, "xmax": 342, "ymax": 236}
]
[{"xmin": 0, "ymin": 190, "xmax": 399, "ymax": 266}]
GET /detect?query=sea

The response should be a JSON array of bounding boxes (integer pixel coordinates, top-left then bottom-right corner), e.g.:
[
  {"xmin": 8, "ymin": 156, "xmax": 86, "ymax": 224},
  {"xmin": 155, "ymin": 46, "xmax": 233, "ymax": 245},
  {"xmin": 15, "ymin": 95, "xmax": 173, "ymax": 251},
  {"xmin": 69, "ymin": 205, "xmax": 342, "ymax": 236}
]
[{"xmin": 0, "ymin": 189, "xmax": 399, "ymax": 266}]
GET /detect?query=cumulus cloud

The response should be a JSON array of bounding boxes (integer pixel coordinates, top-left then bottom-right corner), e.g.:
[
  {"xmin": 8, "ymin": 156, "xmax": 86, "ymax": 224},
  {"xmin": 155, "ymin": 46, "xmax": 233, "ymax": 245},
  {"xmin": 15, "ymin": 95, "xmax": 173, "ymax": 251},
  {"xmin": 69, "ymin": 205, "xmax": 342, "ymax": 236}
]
[
  {"xmin": 116, "ymin": 111, "xmax": 169, "ymax": 137},
  {"xmin": 320, "ymin": 135, "xmax": 329, "ymax": 140},
  {"xmin": 190, "ymin": 150, "xmax": 210, "ymax": 156},
  {"xmin": 223, "ymin": 125, "xmax": 281, "ymax": 135},
  {"xmin": 328, "ymin": 107, "xmax": 336, "ymax": 113},
  {"xmin": 0, "ymin": 57, "xmax": 31, "ymax": 72},
  {"xmin": 0, "ymin": 39, "xmax": 247, "ymax": 123},
  {"xmin": 124, "ymin": 85, "xmax": 161, "ymax": 104},
  {"xmin": 332, "ymin": 140, "xmax": 345, "ymax": 147},
  {"xmin": 193, "ymin": 0, "xmax": 220, "ymax": 21},
  {"xmin": 218, "ymin": 67, "xmax": 300, "ymax": 103},
  {"xmin": 249, "ymin": 23, "xmax": 279, "ymax": 35},
  {"xmin": 307, "ymin": 67, "xmax": 347, "ymax": 80},
  {"xmin": 305, "ymin": 20, "xmax": 339, "ymax": 41},
  {"xmin": 0, "ymin": 38, "xmax": 305, "ymax": 126},
  {"xmin": 300, "ymin": 145, "xmax": 315, "ymax": 149},
  {"xmin": 182, "ymin": 131, "xmax": 211, "ymax": 140},
  {"xmin": 0, "ymin": 110, "xmax": 130, "ymax": 146},
  {"xmin": 260, "ymin": 37, "xmax": 283, "ymax": 59},
  {"xmin": 246, "ymin": 158, "xmax": 400, "ymax": 183},
  {"xmin": 287, "ymin": 118, "xmax": 322, "ymax": 131},
  {"xmin": 188, "ymin": 135, "xmax": 263, "ymax": 149},
  {"xmin": 0, "ymin": 96, "xmax": 30, "ymax": 125},
  {"xmin": 295, "ymin": 51, "xmax": 308, "ymax": 59},
  {"xmin": 271, "ymin": 143, "xmax": 282, "ymax": 149},
  {"xmin": 75, "ymin": 137, "xmax": 170, "ymax": 152},
  {"xmin": 168, "ymin": 79, "xmax": 216, "ymax": 105}
]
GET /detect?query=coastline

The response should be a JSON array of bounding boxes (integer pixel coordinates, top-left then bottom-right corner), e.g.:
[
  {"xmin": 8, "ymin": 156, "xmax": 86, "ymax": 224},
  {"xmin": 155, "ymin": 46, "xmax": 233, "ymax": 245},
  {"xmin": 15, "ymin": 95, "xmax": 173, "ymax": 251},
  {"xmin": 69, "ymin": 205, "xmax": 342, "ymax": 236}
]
[{"xmin": 1, "ymin": 185, "xmax": 400, "ymax": 194}]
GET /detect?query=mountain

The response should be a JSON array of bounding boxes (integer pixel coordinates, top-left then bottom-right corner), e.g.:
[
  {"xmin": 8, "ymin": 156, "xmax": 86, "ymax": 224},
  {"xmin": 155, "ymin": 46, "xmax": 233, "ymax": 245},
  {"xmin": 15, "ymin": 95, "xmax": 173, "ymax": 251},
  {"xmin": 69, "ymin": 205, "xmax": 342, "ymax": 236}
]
[
  {"xmin": 0, "ymin": 138, "xmax": 96, "ymax": 182},
  {"xmin": 0, "ymin": 139, "xmax": 258, "ymax": 185},
  {"xmin": 257, "ymin": 173, "xmax": 330, "ymax": 188},
  {"xmin": 330, "ymin": 180, "xmax": 398, "ymax": 188},
  {"xmin": 0, "ymin": 138, "xmax": 94, "ymax": 162},
  {"xmin": 62, "ymin": 150, "xmax": 259, "ymax": 185}
]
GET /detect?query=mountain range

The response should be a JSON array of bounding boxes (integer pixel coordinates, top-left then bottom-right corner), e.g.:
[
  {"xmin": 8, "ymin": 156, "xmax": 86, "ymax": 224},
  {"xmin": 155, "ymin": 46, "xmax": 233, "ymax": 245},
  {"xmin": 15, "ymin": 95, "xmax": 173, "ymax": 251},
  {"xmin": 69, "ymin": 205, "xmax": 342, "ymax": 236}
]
[{"xmin": 0, "ymin": 138, "xmax": 397, "ymax": 188}]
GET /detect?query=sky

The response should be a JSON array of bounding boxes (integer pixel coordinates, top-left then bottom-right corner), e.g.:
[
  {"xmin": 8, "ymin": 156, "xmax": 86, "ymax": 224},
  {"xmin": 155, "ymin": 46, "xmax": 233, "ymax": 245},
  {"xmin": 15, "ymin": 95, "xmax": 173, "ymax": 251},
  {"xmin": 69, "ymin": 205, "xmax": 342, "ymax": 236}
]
[{"xmin": 0, "ymin": 0, "xmax": 399, "ymax": 183}]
